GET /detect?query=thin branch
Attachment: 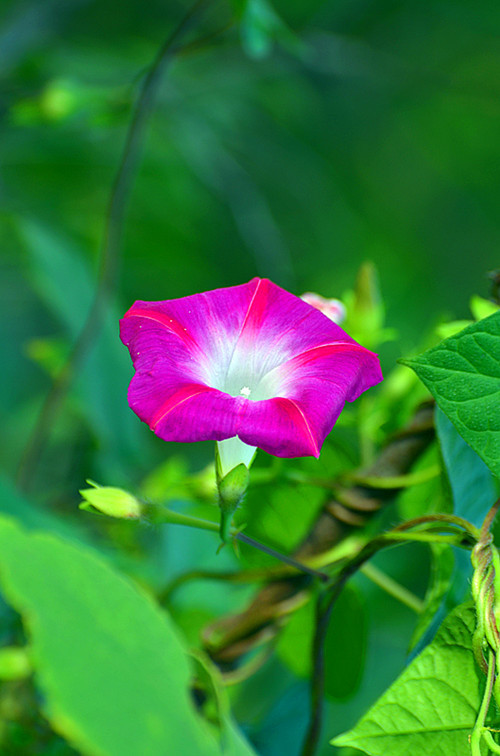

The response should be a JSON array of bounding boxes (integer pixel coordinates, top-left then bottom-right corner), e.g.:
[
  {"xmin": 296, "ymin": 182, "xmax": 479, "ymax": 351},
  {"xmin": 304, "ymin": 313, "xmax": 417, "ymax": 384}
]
[
  {"xmin": 300, "ymin": 581, "xmax": 345, "ymax": 756},
  {"xmin": 300, "ymin": 517, "xmax": 480, "ymax": 756},
  {"xmin": 236, "ymin": 533, "xmax": 329, "ymax": 582},
  {"xmin": 17, "ymin": 0, "xmax": 212, "ymax": 492},
  {"xmin": 147, "ymin": 503, "xmax": 330, "ymax": 581}
]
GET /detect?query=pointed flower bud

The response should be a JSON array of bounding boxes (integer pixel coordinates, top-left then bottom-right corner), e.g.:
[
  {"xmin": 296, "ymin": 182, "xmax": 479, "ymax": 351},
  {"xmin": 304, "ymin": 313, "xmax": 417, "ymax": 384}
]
[
  {"xmin": 217, "ymin": 462, "xmax": 250, "ymax": 542},
  {"xmin": 79, "ymin": 481, "xmax": 142, "ymax": 519},
  {"xmin": 215, "ymin": 442, "xmax": 251, "ymax": 541}
]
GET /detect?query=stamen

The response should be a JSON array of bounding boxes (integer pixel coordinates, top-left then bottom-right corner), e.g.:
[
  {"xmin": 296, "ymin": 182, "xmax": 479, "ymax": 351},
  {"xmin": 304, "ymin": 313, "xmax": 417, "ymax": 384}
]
[{"xmin": 240, "ymin": 386, "xmax": 251, "ymax": 398}]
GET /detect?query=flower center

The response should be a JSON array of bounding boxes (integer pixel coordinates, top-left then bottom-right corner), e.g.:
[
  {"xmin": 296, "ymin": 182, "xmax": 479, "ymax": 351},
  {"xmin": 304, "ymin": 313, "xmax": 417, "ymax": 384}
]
[{"xmin": 199, "ymin": 333, "xmax": 289, "ymax": 401}]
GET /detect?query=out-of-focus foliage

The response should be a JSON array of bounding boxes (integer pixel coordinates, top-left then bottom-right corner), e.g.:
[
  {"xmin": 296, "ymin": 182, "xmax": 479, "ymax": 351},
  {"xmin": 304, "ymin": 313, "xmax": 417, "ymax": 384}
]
[{"xmin": 1, "ymin": 0, "xmax": 500, "ymax": 754}]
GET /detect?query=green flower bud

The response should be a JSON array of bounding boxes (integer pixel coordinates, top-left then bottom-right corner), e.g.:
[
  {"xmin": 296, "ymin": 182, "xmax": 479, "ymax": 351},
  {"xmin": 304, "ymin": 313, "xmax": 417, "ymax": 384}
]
[
  {"xmin": 216, "ymin": 463, "xmax": 250, "ymax": 543},
  {"xmin": 79, "ymin": 481, "xmax": 142, "ymax": 519}
]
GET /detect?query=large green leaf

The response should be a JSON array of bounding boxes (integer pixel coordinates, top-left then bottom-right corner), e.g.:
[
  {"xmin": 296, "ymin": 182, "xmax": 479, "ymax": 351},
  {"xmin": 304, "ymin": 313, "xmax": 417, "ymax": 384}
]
[
  {"xmin": 0, "ymin": 515, "xmax": 222, "ymax": 756},
  {"xmin": 332, "ymin": 603, "xmax": 481, "ymax": 755},
  {"xmin": 401, "ymin": 311, "xmax": 500, "ymax": 478}
]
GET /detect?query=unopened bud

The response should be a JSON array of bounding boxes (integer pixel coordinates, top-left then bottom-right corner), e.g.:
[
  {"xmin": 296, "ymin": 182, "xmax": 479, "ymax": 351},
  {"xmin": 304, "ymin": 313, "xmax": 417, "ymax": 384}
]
[
  {"xmin": 218, "ymin": 463, "xmax": 250, "ymax": 511},
  {"xmin": 216, "ymin": 463, "xmax": 250, "ymax": 543},
  {"xmin": 79, "ymin": 481, "xmax": 142, "ymax": 519},
  {"xmin": 301, "ymin": 292, "xmax": 346, "ymax": 324}
]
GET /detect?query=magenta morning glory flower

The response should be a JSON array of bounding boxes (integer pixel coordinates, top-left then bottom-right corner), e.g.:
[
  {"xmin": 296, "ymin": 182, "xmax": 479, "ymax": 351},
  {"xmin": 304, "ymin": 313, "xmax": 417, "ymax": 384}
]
[{"xmin": 120, "ymin": 278, "xmax": 383, "ymax": 474}]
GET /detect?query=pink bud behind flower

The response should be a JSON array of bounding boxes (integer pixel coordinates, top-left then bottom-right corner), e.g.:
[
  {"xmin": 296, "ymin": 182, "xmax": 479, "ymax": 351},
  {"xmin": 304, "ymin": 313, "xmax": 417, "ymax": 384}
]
[{"xmin": 301, "ymin": 293, "xmax": 346, "ymax": 324}]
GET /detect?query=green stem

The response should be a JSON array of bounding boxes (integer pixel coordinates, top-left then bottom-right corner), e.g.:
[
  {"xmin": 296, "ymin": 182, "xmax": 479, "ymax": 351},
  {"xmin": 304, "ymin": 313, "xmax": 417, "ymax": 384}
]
[
  {"xmin": 151, "ymin": 506, "xmax": 328, "ymax": 581},
  {"xmin": 483, "ymin": 731, "xmax": 500, "ymax": 754},
  {"xmin": 152, "ymin": 508, "xmax": 219, "ymax": 533},
  {"xmin": 300, "ymin": 513, "xmax": 479, "ymax": 756},
  {"xmin": 394, "ymin": 514, "xmax": 481, "ymax": 541},
  {"xmin": 381, "ymin": 532, "xmax": 467, "ymax": 546},
  {"xmin": 470, "ymin": 650, "xmax": 496, "ymax": 755},
  {"xmin": 360, "ymin": 562, "xmax": 424, "ymax": 614},
  {"xmin": 237, "ymin": 533, "xmax": 329, "ymax": 581}
]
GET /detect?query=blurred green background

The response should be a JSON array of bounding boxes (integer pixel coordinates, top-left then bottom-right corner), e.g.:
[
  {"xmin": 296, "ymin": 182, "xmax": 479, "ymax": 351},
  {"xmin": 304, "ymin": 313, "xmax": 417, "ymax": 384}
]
[
  {"xmin": 2, "ymin": 0, "xmax": 499, "ymax": 486},
  {"xmin": 0, "ymin": 0, "xmax": 499, "ymax": 753}
]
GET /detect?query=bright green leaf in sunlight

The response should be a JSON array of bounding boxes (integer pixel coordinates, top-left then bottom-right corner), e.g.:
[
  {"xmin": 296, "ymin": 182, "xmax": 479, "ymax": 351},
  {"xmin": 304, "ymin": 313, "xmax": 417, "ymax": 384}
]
[
  {"xmin": 333, "ymin": 603, "xmax": 483, "ymax": 755},
  {"xmin": 0, "ymin": 515, "xmax": 222, "ymax": 756},
  {"xmin": 401, "ymin": 311, "xmax": 500, "ymax": 479}
]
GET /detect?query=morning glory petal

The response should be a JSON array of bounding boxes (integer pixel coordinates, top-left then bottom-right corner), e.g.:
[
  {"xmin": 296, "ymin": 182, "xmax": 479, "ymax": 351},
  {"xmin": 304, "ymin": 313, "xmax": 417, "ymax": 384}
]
[{"xmin": 119, "ymin": 278, "xmax": 383, "ymax": 460}]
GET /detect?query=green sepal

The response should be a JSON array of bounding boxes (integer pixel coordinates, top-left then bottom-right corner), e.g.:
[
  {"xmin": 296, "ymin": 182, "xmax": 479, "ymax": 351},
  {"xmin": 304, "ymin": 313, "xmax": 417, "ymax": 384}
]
[{"xmin": 216, "ymin": 463, "xmax": 250, "ymax": 543}]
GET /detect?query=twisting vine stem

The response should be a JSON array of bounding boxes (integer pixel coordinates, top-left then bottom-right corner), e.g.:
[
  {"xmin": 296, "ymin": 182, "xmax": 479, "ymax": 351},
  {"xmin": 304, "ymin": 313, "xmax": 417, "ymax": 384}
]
[{"xmin": 468, "ymin": 497, "xmax": 500, "ymax": 755}]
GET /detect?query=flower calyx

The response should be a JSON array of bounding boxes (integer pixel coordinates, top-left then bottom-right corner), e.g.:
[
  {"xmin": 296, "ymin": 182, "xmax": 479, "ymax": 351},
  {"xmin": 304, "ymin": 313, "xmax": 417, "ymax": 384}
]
[{"xmin": 215, "ymin": 447, "xmax": 250, "ymax": 543}]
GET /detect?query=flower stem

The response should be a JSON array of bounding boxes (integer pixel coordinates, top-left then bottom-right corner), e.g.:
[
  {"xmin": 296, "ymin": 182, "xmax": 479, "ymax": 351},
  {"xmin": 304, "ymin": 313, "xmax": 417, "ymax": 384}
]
[
  {"xmin": 360, "ymin": 562, "xmax": 424, "ymax": 614},
  {"xmin": 151, "ymin": 506, "xmax": 329, "ymax": 581},
  {"xmin": 236, "ymin": 533, "xmax": 329, "ymax": 582},
  {"xmin": 150, "ymin": 507, "xmax": 219, "ymax": 533}
]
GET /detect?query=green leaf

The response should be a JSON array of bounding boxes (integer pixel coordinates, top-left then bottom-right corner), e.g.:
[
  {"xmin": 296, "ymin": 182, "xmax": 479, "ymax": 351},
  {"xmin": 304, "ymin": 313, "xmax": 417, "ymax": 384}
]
[
  {"xmin": 435, "ymin": 409, "xmax": 498, "ymax": 608},
  {"xmin": 332, "ymin": 602, "xmax": 481, "ymax": 755},
  {"xmin": 0, "ymin": 515, "xmax": 221, "ymax": 756},
  {"xmin": 436, "ymin": 409, "xmax": 497, "ymax": 527},
  {"xmin": 401, "ymin": 311, "xmax": 500, "ymax": 478}
]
